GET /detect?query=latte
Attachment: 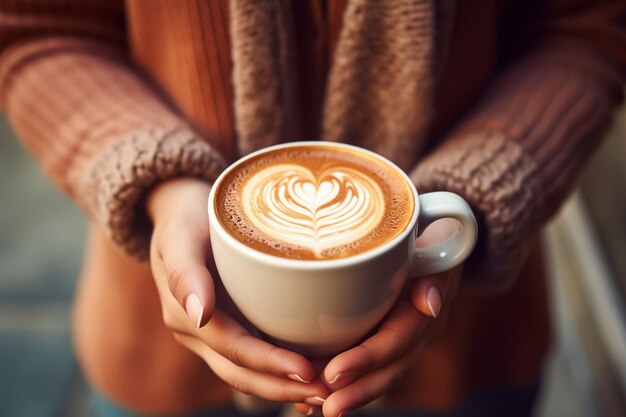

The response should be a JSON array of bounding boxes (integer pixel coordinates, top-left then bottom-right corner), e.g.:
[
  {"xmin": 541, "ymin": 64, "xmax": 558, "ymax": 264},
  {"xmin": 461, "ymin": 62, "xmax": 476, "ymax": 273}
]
[{"xmin": 214, "ymin": 144, "xmax": 415, "ymax": 260}]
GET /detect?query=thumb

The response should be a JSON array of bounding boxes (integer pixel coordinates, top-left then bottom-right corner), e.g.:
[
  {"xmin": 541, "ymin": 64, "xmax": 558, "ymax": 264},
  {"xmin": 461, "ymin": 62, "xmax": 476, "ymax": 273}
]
[
  {"xmin": 157, "ymin": 230, "xmax": 215, "ymax": 328},
  {"xmin": 410, "ymin": 275, "xmax": 447, "ymax": 319},
  {"xmin": 165, "ymin": 261, "xmax": 215, "ymax": 328},
  {"xmin": 147, "ymin": 178, "xmax": 216, "ymax": 328}
]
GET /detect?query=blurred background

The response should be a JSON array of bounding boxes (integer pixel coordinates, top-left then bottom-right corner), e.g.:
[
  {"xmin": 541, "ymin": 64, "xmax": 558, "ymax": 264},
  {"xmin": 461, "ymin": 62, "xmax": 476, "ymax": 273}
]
[{"xmin": 0, "ymin": 107, "xmax": 625, "ymax": 417}]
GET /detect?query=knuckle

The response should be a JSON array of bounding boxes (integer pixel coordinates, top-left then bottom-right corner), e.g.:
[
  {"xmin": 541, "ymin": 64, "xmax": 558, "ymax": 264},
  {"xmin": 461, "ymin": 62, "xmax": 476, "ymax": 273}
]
[
  {"xmin": 166, "ymin": 264, "xmax": 188, "ymax": 295},
  {"xmin": 353, "ymin": 344, "xmax": 378, "ymax": 370},
  {"xmin": 223, "ymin": 341, "xmax": 245, "ymax": 367},
  {"xmin": 263, "ymin": 346, "xmax": 282, "ymax": 374},
  {"xmin": 385, "ymin": 326, "xmax": 411, "ymax": 354}
]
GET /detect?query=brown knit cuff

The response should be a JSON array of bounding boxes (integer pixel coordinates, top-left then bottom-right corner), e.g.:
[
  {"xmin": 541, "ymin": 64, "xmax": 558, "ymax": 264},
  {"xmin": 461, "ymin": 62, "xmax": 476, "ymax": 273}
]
[
  {"xmin": 410, "ymin": 131, "xmax": 542, "ymax": 293},
  {"xmin": 80, "ymin": 127, "xmax": 227, "ymax": 260}
]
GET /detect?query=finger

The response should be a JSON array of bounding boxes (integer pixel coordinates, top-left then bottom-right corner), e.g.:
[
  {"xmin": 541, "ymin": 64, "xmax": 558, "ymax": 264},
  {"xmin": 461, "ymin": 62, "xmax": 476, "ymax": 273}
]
[
  {"xmin": 152, "ymin": 225, "xmax": 317, "ymax": 381},
  {"xmin": 156, "ymin": 227, "xmax": 215, "ymax": 328},
  {"xmin": 174, "ymin": 332, "xmax": 330, "ymax": 404},
  {"xmin": 294, "ymin": 403, "xmax": 321, "ymax": 415},
  {"xmin": 156, "ymin": 264, "xmax": 318, "ymax": 382},
  {"xmin": 409, "ymin": 274, "xmax": 448, "ymax": 318},
  {"xmin": 323, "ymin": 299, "xmax": 427, "ymax": 390},
  {"xmin": 322, "ymin": 344, "xmax": 424, "ymax": 417},
  {"xmin": 198, "ymin": 310, "xmax": 317, "ymax": 382},
  {"xmin": 415, "ymin": 218, "xmax": 460, "ymax": 248}
]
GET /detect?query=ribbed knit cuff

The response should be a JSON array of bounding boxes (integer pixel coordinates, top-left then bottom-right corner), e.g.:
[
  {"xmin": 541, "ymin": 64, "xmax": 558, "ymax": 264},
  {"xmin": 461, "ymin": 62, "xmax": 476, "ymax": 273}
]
[
  {"xmin": 410, "ymin": 131, "xmax": 542, "ymax": 293},
  {"xmin": 81, "ymin": 127, "xmax": 227, "ymax": 260},
  {"xmin": 0, "ymin": 37, "xmax": 228, "ymax": 260},
  {"xmin": 411, "ymin": 42, "xmax": 624, "ymax": 292}
]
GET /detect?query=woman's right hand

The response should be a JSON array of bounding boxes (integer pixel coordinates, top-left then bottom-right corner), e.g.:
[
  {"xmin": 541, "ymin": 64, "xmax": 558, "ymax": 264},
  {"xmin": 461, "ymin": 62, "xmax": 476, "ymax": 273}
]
[{"xmin": 146, "ymin": 178, "xmax": 329, "ymax": 405}]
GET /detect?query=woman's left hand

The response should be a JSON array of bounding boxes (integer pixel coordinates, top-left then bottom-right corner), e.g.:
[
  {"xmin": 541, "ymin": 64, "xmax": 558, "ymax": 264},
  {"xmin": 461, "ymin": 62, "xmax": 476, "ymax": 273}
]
[{"xmin": 294, "ymin": 219, "xmax": 464, "ymax": 417}]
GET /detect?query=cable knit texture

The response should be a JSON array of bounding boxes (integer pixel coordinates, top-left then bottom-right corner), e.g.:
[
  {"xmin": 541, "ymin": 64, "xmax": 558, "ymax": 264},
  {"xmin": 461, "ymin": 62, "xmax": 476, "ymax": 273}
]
[
  {"xmin": 0, "ymin": 0, "xmax": 624, "ymax": 291},
  {"xmin": 322, "ymin": 0, "xmax": 440, "ymax": 170},
  {"xmin": 230, "ymin": 0, "xmax": 299, "ymax": 155}
]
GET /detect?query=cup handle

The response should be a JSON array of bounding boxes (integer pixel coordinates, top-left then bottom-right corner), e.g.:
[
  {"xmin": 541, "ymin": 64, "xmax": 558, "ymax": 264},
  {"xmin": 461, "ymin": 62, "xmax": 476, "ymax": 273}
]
[{"xmin": 410, "ymin": 192, "xmax": 478, "ymax": 277}]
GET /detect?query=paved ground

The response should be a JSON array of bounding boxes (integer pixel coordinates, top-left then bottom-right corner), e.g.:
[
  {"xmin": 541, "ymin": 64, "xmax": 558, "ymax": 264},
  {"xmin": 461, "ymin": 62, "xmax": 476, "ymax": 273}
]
[{"xmin": 0, "ymin": 114, "xmax": 611, "ymax": 417}]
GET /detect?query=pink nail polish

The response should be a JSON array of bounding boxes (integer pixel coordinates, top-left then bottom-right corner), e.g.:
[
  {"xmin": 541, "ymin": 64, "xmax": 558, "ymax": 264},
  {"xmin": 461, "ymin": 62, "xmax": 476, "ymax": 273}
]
[
  {"xmin": 327, "ymin": 370, "xmax": 358, "ymax": 386},
  {"xmin": 327, "ymin": 373, "xmax": 342, "ymax": 385},
  {"xmin": 287, "ymin": 373, "xmax": 311, "ymax": 383},
  {"xmin": 305, "ymin": 396, "xmax": 326, "ymax": 406},
  {"xmin": 427, "ymin": 287, "xmax": 441, "ymax": 318},
  {"xmin": 185, "ymin": 293, "xmax": 204, "ymax": 328}
]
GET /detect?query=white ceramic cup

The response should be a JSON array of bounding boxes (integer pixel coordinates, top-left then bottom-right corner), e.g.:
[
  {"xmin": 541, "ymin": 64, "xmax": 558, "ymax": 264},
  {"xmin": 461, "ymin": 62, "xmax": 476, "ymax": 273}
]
[{"xmin": 208, "ymin": 142, "xmax": 477, "ymax": 357}]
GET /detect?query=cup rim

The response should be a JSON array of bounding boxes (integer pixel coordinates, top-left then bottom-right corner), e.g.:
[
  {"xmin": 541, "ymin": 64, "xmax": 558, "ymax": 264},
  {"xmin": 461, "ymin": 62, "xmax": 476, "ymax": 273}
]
[{"xmin": 208, "ymin": 141, "xmax": 420, "ymax": 269}]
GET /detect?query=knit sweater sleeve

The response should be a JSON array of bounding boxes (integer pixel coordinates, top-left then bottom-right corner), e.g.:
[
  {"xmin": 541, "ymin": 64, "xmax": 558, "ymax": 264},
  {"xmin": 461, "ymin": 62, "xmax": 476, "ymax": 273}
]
[
  {"xmin": 0, "ymin": 2, "xmax": 227, "ymax": 259},
  {"xmin": 410, "ymin": 0, "xmax": 626, "ymax": 292}
]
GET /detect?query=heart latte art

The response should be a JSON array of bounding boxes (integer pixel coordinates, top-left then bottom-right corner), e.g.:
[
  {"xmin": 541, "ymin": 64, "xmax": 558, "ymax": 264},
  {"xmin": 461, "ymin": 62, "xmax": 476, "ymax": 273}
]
[
  {"xmin": 215, "ymin": 145, "xmax": 414, "ymax": 260},
  {"xmin": 242, "ymin": 165, "xmax": 385, "ymax": 257}
]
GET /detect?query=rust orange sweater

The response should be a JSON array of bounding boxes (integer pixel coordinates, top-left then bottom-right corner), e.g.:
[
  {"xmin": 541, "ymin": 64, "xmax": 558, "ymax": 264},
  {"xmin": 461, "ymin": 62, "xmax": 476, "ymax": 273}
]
[
  {"xmin": 1, "ymin": 0, "xmax": 624, "ymax": 291},
  {"xmin": 0, "ymin": 0, "xmax": 625, "ymax": 411}
]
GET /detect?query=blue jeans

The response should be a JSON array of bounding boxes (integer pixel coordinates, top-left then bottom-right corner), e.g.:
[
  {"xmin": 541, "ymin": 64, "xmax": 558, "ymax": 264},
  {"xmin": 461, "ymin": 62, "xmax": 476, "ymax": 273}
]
[{"xmin": 91, "ymin": 379, "xmax": 540, "ymax": 417}]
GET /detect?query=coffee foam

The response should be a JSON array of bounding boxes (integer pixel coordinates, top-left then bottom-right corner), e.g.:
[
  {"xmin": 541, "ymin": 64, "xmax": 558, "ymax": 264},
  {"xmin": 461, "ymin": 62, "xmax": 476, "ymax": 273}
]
[{"xmin": 216, "ymin": 146, "xmax": 414, "ymax": 260}]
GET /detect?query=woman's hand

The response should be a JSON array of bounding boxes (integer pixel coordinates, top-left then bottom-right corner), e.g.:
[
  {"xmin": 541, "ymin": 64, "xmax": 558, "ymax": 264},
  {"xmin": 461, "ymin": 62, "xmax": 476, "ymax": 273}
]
[
  {"xmin": 295, "ymin": 219, "xmax": 463, "ymax": 417},
  {"xmin": 146, "ymin": 178, "xmax": 330, "ymax": 405}
]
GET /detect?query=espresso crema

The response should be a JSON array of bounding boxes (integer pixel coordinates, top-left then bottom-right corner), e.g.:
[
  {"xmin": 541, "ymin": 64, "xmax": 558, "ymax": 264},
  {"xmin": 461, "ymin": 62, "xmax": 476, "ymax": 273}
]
[{"xmin": 215, "ymin": 145, "xmax": 415, "ymax": 260}]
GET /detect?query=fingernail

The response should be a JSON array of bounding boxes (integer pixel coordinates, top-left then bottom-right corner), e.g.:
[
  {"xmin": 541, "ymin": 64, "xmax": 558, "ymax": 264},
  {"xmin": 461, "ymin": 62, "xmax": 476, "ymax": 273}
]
[
  {"xmin": 306, "ymin": 406, "xmax": 316, "ymax": 415},
  {"xmin": 327, "ymin": 370, "xmax": 358, "ymax": 387},
  {"xmin": 427, "ymin": 287, "xmax": 441, "ymax": 318},
  {"xmin": 327, "ymin": 372, "xmax": 343, "ymax": 385},
  {"xmin": 305, "ymin": 396, "xmax": 326, "ymax": 406},
  {"xmin": 185, "ymin": 293, "xmax": 203, "ymax": 328},
  {"xmin": 327, "ymin": 373, "xmax": 341, "ymax": 385},
  {"xmin": 287, "ymin": 373, "xmax": 311, "ymax": 383}
]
